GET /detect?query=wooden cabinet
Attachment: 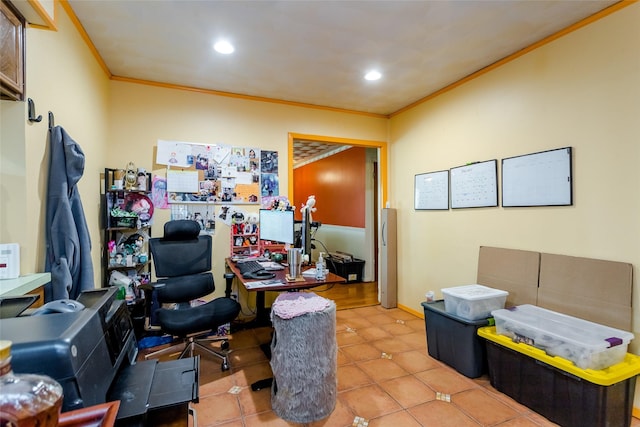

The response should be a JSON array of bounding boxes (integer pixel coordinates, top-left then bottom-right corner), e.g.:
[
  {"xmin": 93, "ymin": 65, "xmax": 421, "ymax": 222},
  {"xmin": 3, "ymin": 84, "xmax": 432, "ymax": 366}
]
[{"xmin": 0, "ymin": 0, "xmax": 25, "ymax": 101}]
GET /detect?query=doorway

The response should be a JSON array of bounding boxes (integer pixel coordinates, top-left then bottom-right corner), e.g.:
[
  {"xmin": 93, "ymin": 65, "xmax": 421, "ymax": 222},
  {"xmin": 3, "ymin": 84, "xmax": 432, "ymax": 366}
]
[{"xmin": 288, "ymin": 133, "xmax": 388, "ymax": 288}]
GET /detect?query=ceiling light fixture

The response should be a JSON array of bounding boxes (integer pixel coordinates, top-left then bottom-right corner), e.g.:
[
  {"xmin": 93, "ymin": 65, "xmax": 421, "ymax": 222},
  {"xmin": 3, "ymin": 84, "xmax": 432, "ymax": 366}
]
[
  {"xmin": 364, "ymin": 70, "xmax": 382, "ymax": 81},
  {"xmin": 214, "ymin": 40, "xmax": 235, "ymax": 54}
]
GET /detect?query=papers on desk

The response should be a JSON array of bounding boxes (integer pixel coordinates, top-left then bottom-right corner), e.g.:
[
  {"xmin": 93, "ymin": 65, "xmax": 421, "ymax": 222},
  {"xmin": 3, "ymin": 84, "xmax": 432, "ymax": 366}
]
[
  {"xmin": 258, "ymin": 261, "xmax": 285, "ymax": 271},
  {"xmin": 244, "ymin": 279, "xmax": 286, "ymax": 290},
  {"xmin": 302, "ymin": 268, "xmax": 317, "ymax": 277}
]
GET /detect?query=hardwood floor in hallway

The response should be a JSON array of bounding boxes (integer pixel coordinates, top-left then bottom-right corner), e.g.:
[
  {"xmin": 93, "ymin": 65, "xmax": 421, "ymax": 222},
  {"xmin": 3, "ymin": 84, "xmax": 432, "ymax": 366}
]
[{"xmin": 312, "ymin": 281, "xmax": 379, "ymax": 310}]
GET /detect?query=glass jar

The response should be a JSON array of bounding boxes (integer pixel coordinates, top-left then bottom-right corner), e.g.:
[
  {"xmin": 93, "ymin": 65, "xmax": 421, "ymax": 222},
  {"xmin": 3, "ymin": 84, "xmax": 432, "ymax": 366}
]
[{"xmin": 0, "ymin": 340, "xmax": 63, "ymax": 426}]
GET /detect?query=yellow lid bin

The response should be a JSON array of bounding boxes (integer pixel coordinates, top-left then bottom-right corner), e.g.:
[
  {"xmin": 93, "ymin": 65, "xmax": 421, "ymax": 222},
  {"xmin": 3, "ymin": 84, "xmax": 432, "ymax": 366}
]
[{"xmin": 478, "ymin": 326, "xmax": 640, "ymax": 386}]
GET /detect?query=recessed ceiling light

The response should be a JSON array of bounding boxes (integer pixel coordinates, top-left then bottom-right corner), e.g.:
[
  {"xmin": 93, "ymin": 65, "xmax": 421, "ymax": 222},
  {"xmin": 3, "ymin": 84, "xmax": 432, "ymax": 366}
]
[
  {"xmin": 214, "ymin": 40, "xmax": 235, "ymax": 54},
  {"xmin": 364, "ymin": 70, "xmax": 382, "ymax": 81}
]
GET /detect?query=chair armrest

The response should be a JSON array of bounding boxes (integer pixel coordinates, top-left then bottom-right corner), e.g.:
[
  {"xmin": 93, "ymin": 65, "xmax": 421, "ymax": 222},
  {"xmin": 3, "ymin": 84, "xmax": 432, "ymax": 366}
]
[
  {"xmin": 139, "ymin": 282, "xmax": 166, "ymax": 325},
  {"xmin": 139, "ymin": 282, "xmax": 166, "ymax": 292}
]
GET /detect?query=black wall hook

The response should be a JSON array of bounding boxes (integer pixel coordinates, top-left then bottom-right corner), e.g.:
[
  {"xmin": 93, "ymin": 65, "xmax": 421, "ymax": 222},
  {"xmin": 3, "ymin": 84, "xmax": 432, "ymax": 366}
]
[
  {"xmin": 48, "ymin": 111, "xmax": 55, "ymax": 130},
  {"xmin": 27, "ymin": 98, "xmax": 43, "ymax": 123}
]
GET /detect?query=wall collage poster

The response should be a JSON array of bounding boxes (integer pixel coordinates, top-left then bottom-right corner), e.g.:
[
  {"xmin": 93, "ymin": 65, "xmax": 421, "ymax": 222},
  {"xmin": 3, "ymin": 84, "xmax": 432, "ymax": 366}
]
[{"xmin": 154, "ymin": 139, "xmax": 282, "ymax": 234}]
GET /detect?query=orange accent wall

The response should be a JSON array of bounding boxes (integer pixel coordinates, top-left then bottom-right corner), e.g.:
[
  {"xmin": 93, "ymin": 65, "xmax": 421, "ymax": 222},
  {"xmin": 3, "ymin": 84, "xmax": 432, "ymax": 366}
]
[{"xmin": 293, "ymin": 147, "xmax": 366, "ymax": 228}]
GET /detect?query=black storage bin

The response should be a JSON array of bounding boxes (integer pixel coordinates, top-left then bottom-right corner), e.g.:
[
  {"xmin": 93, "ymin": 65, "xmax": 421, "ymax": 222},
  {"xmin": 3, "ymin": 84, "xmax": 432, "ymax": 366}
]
[
  {"xmin": 327, "ymin": 257, "xmax": 365, "ymax": 283},
  {"xmin": 480, "ymin": 327, "xmax": 638, "ymax": 427},
  {"xmin": 422, "ymin": 300, "xmax": 490, "ymax": 378}
]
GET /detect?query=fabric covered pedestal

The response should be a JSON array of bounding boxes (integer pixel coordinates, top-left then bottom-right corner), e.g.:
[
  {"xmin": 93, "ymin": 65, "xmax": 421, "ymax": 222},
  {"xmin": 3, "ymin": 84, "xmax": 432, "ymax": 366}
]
[{"xmin": 270, "ymin": 292, "xmax": 337, "ymax": 423}]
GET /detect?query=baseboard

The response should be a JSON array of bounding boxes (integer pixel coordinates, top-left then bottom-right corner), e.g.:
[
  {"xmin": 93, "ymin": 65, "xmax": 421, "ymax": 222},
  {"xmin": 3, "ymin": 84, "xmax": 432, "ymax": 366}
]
[
  {"xmin": 398, "ymin": 303, "xmax": 423, "ymax": 319},
  {"xmin": 633, "ymin": 407, "xmax": 640, "ymax": 420}
]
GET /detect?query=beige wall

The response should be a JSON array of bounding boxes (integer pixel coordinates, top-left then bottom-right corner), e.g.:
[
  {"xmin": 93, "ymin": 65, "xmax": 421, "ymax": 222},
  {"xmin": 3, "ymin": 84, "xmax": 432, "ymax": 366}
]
[
  {"xmin": 0, "ymin": 2, "xmax": 109, "ymax": 284},
  {"xmin": 4, "ymin": 1, "xmax": 640, "ymax": 405},
  {"xmin": 389, "ymin": 3, "xmax": 640, "ymax": 347},
  {"xmin": 1, "ymin": 1, "xmax": 387, "ymax": 296},
  {"xmin": 106, "ymin": 81, "xmax": 388, "ymax": 297}
]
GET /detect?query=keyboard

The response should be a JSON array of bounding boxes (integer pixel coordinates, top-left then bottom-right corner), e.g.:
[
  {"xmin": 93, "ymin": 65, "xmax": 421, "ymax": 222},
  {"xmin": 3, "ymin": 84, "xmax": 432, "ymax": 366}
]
[{"xmin": 237, "ymin": 260, "xmax": 264, "ymax": 275}]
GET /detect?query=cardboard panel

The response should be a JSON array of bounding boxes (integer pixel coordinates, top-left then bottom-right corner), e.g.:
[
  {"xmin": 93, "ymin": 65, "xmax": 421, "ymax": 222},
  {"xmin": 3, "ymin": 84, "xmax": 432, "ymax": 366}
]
[
  {"xmin": 538, "ymin": 253, "xmax": 632, "ymax": 331},
  {"xmin": 477, "ymin": 246, "xmax": 540, "ymax": 307}
]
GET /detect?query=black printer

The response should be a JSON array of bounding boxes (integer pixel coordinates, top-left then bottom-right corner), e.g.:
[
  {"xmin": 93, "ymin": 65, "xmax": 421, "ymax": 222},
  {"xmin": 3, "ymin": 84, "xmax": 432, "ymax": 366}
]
[
  {"xmin": 0, "ymin": 287, "xmax": 137, "ymax": 411},
  {"xmin": 0, "ymin": 287, "xmax": 198, "ymax": 426}
]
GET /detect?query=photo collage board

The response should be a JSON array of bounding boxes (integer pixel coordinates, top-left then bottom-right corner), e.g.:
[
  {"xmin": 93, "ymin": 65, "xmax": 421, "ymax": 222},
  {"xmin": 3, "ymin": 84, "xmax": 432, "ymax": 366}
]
[
  {"xmin": 154, "ymin": 140, "xmax": 282, "ymax": 234},
  {"xmin": 156, "ymin": 139, "xmax": 280, "ymax": 204}
]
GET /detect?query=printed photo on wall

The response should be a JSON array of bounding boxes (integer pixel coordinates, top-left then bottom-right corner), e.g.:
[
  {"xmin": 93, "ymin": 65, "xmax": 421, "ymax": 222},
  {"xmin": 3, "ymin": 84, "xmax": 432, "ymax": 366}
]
[
  {"xmin": 261, "ymin": 173, "xmax": 279, "ymax": 197},
  {"xmin": 151, "ymin": 175, "xmax": 169, "ymax": 209},
  {"xmin": 170, "ymin": 204, "xmax": 215, "ymax": 235},
  {"xmin": 261, "ymin": 150, "xmax": 278, "ymax": 174},
  {"xmin": 198, "ymin": 180, "xmax": 219, "ymax": 202},
  {"xmin": 229, "ymin": 148, "xmax": 249, "ymax": 172},
  {"xmin": 218, "ymin": 205, "xmax": 247, "ymax": 227},
  {"xmin": 156, "ymin": 140, "xmax": 193, "ymax": 167}
]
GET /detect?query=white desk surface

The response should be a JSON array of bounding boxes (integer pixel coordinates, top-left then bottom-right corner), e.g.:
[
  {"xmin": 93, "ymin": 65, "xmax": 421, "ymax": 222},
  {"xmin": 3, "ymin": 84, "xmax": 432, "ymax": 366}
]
[{"xmin": 0, "ymin": 273, "xmax": 51, "ymax": 297}]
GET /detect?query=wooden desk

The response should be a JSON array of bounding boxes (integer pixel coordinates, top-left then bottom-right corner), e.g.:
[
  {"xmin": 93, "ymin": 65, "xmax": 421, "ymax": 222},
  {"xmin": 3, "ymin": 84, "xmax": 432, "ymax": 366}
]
[{"xmin": 225, "ymin": 258, "xmax": 346, "ymax": 327}]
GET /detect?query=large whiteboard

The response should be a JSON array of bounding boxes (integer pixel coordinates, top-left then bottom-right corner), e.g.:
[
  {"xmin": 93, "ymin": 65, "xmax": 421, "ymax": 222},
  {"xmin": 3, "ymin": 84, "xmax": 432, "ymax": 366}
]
[
  {"xmin": 414, "ymin": 170, "xmax": 449, "ymax": 210},
  {"xmin": 502, "ymin": 147, "xmax": 572, "ymax": 207},
  {"xmin": 450, "ymin": 160, "xmax": 498, "ymax": 209}
]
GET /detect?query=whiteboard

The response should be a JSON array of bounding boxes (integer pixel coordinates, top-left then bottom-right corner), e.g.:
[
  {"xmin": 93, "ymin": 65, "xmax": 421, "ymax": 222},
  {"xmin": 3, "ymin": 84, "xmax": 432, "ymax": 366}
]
[
  {"xmin": 414, "ymin": 170, "xmax": 449, "ymax": 210},
  {"xmin": 502, "ymin": 147, "xmax": 572, "ymax": 207},
  {"xmin": 450, "ymin": 160, "xmax": 498, "ymax": 209}
]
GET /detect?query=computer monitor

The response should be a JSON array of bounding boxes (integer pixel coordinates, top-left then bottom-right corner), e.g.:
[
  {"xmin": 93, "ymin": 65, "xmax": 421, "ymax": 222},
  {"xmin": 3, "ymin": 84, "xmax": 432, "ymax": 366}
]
[{"xmin": 259, "ymin": 209, "xmax": 294, "ymax": 244}]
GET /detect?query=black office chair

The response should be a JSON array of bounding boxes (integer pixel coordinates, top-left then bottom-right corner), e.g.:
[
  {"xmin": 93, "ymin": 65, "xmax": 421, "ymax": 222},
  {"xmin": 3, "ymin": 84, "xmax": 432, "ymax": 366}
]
[{"xmin": 144, "ymin": 220, "xmax": 240, "ymax": 371}]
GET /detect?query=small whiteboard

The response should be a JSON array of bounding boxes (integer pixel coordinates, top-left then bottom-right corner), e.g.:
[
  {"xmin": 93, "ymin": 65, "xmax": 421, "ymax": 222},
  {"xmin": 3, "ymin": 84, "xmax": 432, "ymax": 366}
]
[
  {"xmin": 450, "ymin": 160, "xmax": 498, "ymax": 209},
  {"xmin": 414, "ymin": 170, "xmax": 449, "ymax": 210},
  {"xmin": 502, "ymin": 147, "xmax": 572, "ymax": 207}
]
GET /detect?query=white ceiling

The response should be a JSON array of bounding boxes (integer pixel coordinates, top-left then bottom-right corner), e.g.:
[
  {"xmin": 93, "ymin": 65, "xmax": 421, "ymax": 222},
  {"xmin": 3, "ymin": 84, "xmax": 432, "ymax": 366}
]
[
  {"xmin": 67, "ymin": 0, "xmax": 617, "ymax": 117},
  {"xmin": 65, "ymin": 0, "xmax": 618, "ymax": 163}
]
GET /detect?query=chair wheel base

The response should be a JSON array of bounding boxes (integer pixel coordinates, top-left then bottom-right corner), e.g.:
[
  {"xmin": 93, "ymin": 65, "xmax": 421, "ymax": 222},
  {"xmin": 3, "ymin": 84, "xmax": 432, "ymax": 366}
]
[{"xmin": 221, "ymin": 361, "xmax": 230, "ymax": 371}]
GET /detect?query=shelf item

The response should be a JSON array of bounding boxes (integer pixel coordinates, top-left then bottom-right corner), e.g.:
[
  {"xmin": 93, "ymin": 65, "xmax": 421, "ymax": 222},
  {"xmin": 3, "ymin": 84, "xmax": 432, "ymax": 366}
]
[
  {"xmin": 102, "ymin": 168, "xmax": 152, "ymax": 292},
  {"xmin": 230, "ymin": 230, "xmax": 287, "ymax": 258}
]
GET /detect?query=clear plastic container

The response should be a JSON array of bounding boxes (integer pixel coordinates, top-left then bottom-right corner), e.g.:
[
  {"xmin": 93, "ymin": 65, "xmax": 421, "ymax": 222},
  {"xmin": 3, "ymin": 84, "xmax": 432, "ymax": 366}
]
[
  {"xmin": 491, "ymin": 304, "xmax": 634, "ymax": 370},
  {"xmin": 0, "ymin": 340, "xmax": 63, "ymax": 426},
  {"xmin": 441, "ymin": 284, "xmax": 508, "ymax": 320}
]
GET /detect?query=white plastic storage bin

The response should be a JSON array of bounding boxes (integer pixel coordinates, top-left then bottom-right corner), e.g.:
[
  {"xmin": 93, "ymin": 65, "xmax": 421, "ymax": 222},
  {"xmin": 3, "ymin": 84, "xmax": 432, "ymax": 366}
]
[
  {"xmin": 491, "ymin": 304, "xmax": 634, "ymax": 370},
  {"xmin": 441, "ymin": 284, "xmax": 508, "ymax": 321}
]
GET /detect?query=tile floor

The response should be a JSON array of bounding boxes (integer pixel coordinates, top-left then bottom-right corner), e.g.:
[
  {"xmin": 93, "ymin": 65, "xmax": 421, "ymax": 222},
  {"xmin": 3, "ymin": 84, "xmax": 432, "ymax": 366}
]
[{"xmin": 148, "ymin": 304, "xmax": 640, "ymax": 427}]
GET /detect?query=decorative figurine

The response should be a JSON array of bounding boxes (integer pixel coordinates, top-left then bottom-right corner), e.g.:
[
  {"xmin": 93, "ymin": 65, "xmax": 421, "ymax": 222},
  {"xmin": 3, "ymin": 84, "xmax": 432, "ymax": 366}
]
[
  {"xmin": 124, "ymin": 162, "xmax": 137, "ymax": 190},
  {"xmin": 300, "ymin": 195, "xmax": 317, "ymax": 223}
]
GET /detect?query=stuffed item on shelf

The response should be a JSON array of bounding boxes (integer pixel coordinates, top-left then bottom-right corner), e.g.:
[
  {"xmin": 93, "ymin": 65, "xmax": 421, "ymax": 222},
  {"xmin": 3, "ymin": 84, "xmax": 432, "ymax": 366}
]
[
  {"xmin": 231, "ymin": 211, "xmax": 245, "ymax": 234},
  {"xmin": 124, "ymin": 162, "xmax": 138, "ymax": 190},
  {"xmin": 245, "ymin": 213, "xmax": 259, "ymax": 234}
]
